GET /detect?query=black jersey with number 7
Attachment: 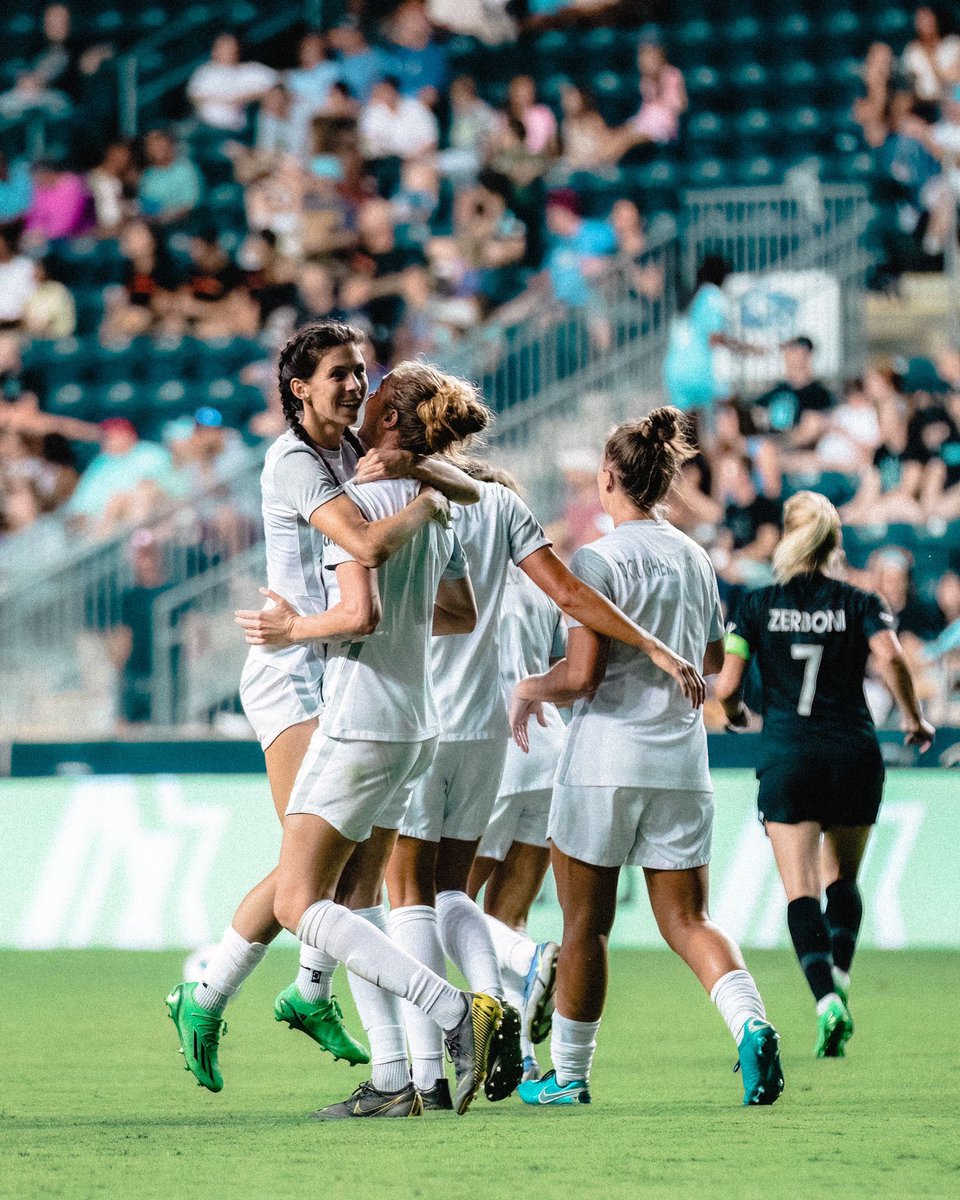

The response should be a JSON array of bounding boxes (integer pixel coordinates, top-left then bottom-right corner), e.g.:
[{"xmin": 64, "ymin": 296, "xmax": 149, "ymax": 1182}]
[{"xmin": 726, "ymin": 574, "xmax": 894, "ymax": 761}]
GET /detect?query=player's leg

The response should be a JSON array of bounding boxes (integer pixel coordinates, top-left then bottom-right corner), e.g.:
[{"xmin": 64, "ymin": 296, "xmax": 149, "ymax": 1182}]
[
  {"xmin": 277, "ymin": 813, "xmax": 501, "ymax": 1117},
  {"xmin": 518, "ymin": 845, "xmax": 617, "ymax": 1104},
  {"xmin": 767, "ymin": 820, "xmax": 853, "ymax": 1057},
  {"xmin": 644, "ymin": 864, "xmax": 782, "ymax": 1105},
  {"xmin": 166, "ymin": 720, "xmax": 323, "ymax": 1092},
  {"xmin": 821, "ymin": 824, "xmax": 871, "ymax": 1004}
]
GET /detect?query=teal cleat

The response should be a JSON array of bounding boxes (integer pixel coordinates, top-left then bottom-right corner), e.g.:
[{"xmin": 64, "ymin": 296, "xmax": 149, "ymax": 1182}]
[
  {"xmin": 736, "ymin": 1018, "xmax": 784, "ymax": 1106},
  {"xmin": 522, "ymin": 941, "xmax": 559, "ymax": 1045},
  {"xmin": 815, "ymin": 996, "xmax": 854, "ymax": 1059},
  {"xmin": 518, "ymin": 1068, "xmax": 590, "ymax": 1107}
]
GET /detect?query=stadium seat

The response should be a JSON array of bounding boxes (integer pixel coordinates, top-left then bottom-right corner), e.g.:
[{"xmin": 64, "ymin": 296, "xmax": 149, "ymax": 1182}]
[
  {"xmin": 98, "ymin": 382, "xmax": 146, "ymax": 423},
  {"xmin": 151, "ymin": 380, "xmax": 190, "ymax": 422},
  {"xmin": 685, "ymin": 112, "xmax": 732, "ymax": 157},
  {"xmin": 27, "ymin": 337, "xmax": 85, "ymax": 393},
  {"xmin": 726, "ymin": 64, "xmax": 771, "ymax": 111},
  {"xmin": 144, "ymin": 336, "xmax": 201, "ymax": 385},
  {"xmin": 94, "ymin": 338, "xmax": 145, "ymax": 386},
  {"xmin": 45, "ymin": 383, "xmax": 91, "ymax": 421}
]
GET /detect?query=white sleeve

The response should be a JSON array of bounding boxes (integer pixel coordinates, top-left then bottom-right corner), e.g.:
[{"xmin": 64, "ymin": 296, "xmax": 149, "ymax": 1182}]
[
  {"xmin": 271, "ymin": 448, "xmax": 343, "ymax": 522},
  {"xmin": 566, "ymin": 545, "xmax": 615, "ymax": 629},
  {"xmin": 442, "ymin": 531, "xmax": 469, "ymax": 581},
  {"xmin": 501, "ymin": 486, "xmax": 551, "ymax": 565}
]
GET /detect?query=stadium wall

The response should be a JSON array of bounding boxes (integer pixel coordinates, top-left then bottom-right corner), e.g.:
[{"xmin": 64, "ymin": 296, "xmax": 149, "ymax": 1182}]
[{"xmin": 1, "ymin": 766, "xmax": 956, "ymax": 951}]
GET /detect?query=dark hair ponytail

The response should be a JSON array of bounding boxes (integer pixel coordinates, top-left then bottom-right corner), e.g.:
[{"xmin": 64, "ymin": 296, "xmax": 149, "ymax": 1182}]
[
  {"xmin": 603, "ymin": 406, "xmax": 695, "ymax": 512},
  {"xmin": 277, "ymin": 320, "xmax": 364, "ymax": 448}
]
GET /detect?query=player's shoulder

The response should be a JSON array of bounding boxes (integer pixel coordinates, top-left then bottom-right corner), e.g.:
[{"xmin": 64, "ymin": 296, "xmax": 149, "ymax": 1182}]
[{"xmin": 347, "ymin": 477, "xmax": 417, "ymax": 521}]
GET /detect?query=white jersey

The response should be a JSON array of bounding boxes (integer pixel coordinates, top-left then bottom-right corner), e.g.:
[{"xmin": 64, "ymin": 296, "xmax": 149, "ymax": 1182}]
[
  {"xmin": 247, "ymin": 429, "xmax": 360, "ymax": 683},
  {"xmin": 557, "ymin": 517, "xmax": 724, "ymax": 792},
  {"xmin": 320, "ymin": 478, "xmax": 467, "ymax": 742},
  {"xmin": 431, "ymin": 482, "xmax": 551, "ymax": 741},
  {"xmin": 498, "ymin": 565, "xmax": 567, "ymax": 796}
]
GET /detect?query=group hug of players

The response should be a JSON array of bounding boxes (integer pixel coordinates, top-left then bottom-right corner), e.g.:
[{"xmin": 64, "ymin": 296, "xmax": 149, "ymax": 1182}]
[{"xmin": 164, "ymin": 321, "xmax": 934, "ymax": 1119}]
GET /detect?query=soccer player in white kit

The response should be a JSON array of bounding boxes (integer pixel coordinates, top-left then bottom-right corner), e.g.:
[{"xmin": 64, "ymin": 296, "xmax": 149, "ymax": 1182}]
[
  {"xmin": 384, "ymin": 457, "xmax": 709, "ymax": 1110},
  {"xmin": 510, "ymin": 408, "xmax": 784, "ymax": 1108},
  {"xmin": 165, "ymin": 326, "xmax": 481, "ymax": 1094},
  {"xmin": 265, "ymin": 367, "xmax": 507, "ymax": 1118}
]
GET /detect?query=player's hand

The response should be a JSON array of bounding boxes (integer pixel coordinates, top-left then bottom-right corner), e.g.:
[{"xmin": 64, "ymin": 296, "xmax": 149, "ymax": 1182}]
[
  {"xmin": 724, "ymin": 703, "xmax": 754, "ymax": 733},
  {"xmin": 354, "ymin": 447, "xmax": 415, "ymax": 484},
  {"xmin": 647, "ymin": 642, "xmax": 706, "ymax": 708},
  {"xmin": 234, "ymin": 588, "xmax": 300, "ymax": 646},
  {"xmin": 420, "ymin": 485, "xmax": 451, "ymax": 528},
  {"xmin": 904, "ymin": 718, "xmax": 935, "ymax": 753},
  {"xmin": 509, "ymin": 689, "xmax": 544, "ymax": 753}
]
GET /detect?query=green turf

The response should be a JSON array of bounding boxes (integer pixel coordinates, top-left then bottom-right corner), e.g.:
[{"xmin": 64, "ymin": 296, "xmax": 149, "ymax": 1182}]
[{"xmin": 2, "ymin": 949, "xmax": 957, "ymax": 1200}]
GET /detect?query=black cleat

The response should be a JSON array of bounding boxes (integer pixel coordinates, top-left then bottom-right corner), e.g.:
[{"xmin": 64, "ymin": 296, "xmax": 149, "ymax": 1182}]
[
  {"xmin": 419, "ymin": 1077, "xmax": 454, "ymax": 1111},
  {"xmin": 309, "ymin": 1080, "xmax": 423, "ymax": 1120},
  {"xmin": 484, "ymin": 1002, "xmax": 523, "ymax": 1102}
]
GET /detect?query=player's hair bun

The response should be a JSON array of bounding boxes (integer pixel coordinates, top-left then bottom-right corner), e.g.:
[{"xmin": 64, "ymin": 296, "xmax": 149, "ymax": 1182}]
[
  {"xmin": 389, "ymin": 362, "xmax": 491, "ymax": 456},
  {"xmin": 603, "ymin": 406, "xmax": 695, "ymax": 512}
]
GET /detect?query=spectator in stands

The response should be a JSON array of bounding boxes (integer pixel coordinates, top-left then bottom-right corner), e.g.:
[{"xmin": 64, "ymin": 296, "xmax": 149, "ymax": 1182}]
[
  {"xmin": 104, "ymin": 220, "xmax": 181, "ymax": 339},
  {"xmin": 842, "ymin": 397, "xmax": 926, "ymax": 525},
  {"xmin": 628, "ymin": 35, "xmax": 687, "ymax": 146},
  {"xmin": 752, "ymin": 336, "xmax": 835, "ymax": 450},
  {"xmin": 345, "ymin": 196, "xmax": 424, "ymax": 340},
  {"xmin": 252, "ymin": 84, "xmax": 312, "ymax": 163},
  {"xmin": 437, "ymin": 75, "xmax": 500, "ymax": 181},
  {"xmin": 558, "ymin": 85, "xmax": 626, "ymax": 171},
  {"xmin": 875, "ymin": 91, "xmax": 941, "ymax": 249},
  {"xmin": 0, "ymin": 229, "xmax": 36, "ymax": 331},
  {"xmin": 854, "ymin": 43, "xmax": 908, "ymax": 148},
  {"xmin": 294, "ymin": 260, "xmax": 343, "ymax": 327},
  {"xmin": 506, "ymin": 75, "xmax": 559, "ymax": 156},
  {"xmin": 22, "ymin": 161, "xmax": 94, "ymax": 242},
  {"xmin": 328, "ymin": 17, "xmax": 388, "ymax": 105},
  {"xmin": 22, "ymin": 256, "xmax": 76, "ymax": 339},
  {"xmin": 138, "ymin": 129, "xmax": 203, "ymax": 227},
  {"xmin": 544, "ymin": 445, "xmax": 609, "ymax": 560},
  {"xmin": 109, "ymin": 529, "xmax": 170, "ymax": 726},
  {"xmin": 869, "ymin": 545, "xmax": 945, "ymax": 643},
  {"xmin": 0, "ymin": 153, "xmax": 32, "ymax": 227},
  {"xmin": 428, "ymin": 0, "xmax": 517, "ymax": 44},
  {"xmin": 902, "ymin": 6, "xmax": 960, "ymax": 120},
  {"xmin": 66, "ymin": 418, "xmax": 174, "ymax": 531},
  {"xmin": 0, "ymin": 3, "xmax": 74, "ymax": 118},
  {"xmin": 301, "ymin": 156, "xmax": 358, "ymax": 256},
  {"xmin": 384, "ymin": 2, "xmax": 449, "ymax": 106},
  {"xmin": 610, "ymin": 198, "xmax": 665, "ymax": 300},
  {"xmin": 187, "ymin": 34, "xmax": 277, "ymax": 132},
  {"xmin": 663, "ymin": 255, "xmax": 757, "ymax": 425},
  {"xmin": 286, "ymin": 31, "xmax": 340, "ymax": 116},
  {"xmin": 918, "ymin": 87, "xmax": 960, "ymax": 254},
  {"xmin": 184, "ymin": 405, "xmax": 250, "ymax": 490},
  {"xmin": 238, "ymin": 230, "xmax": 297, "ymax": 328},
  {"xmin": 540, "ymin": 187, "xmax": 616, "ymax": 307},
  {"xmin": 359, "ymin": 76, "xmax": 438, "ymax": 160},
  {"xmin": 816, "ymin": 377, "xmax": 882, "ymax": 470},
  {"xmin": 87, "ymin": 142, "xmax": 138, "ymax": 234},
  {"xmin": 920, "ymin": 389, "xmax": 960, "ymax": 520},
  {"xmin": 935, "ymin": 569, "xmax": 960, "ymax": 624},
  {"xmin": 176, "ymin": 231, "xmax": 256, "ymax": 340},
  {"xmin": 712, "ymin": 453, "xmax": 781, "ymax": 585}
]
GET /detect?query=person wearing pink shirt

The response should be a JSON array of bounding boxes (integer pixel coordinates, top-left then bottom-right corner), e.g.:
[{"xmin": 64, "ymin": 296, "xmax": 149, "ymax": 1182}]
[
  {"xmin": 23, "ymin": 160, "xmax": 94, "ymax": 241},
  {"xmin": 506, "ymin": 75, "xmax": 559, "ymax": 156},
  {"xmin": 630, "ymin": 38, "xmax": 687, "ymax": 145}
]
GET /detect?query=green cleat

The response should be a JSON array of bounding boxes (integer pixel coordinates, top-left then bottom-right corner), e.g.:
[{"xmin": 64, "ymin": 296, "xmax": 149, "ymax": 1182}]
[
  {"xmin": 165, "ymin": 982, "xmax": 226, "ymax": 1093},
  {"xmin": 274, "ymin": 986, "xmax": 370, "ymax": 1065},
  {"xmin": 736, "ymin": 1018, "xmax": 784, "ymax": 1106},
  {"xmin": 815, "ymin": 996, "xmax": 854, "ymax": 1058}
]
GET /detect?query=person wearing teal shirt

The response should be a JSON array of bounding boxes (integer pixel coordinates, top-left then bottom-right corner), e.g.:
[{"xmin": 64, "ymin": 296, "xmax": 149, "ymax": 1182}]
[{"xmin": 67, "ymin": 419, "xmax": 176, "ymax": 522}]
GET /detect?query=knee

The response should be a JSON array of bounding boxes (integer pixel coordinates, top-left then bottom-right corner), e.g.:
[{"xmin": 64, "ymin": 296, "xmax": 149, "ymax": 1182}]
[
  {"xmin": 274, "ymin": 887, "xmax": 312, "ymax": 934},
  {"xmin": 655, "ymin": 907, "xmax": 709, "ymax": 954},
  {"xmin": 338, "ymin": 879, "xmax": 383, "ymax": 910}
]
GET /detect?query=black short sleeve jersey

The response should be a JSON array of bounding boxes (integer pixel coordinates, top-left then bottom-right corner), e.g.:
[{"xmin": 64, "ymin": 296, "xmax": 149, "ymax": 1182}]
[{"xmin": 728, "ymin": 573, "xmax": 893, "ymax": 761}]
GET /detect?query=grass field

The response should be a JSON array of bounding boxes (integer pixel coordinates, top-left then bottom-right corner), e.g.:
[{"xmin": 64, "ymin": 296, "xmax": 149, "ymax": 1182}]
[{"xmin": 2, "ymin": 949, "xmax": 958, "ymax": 1200}]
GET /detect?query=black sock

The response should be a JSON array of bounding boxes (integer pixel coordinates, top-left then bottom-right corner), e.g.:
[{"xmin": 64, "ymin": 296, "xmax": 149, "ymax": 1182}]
[
  {"xmin": 824, "ymin": 880, "xmax": 863, "ymax": 974},
  {"xmin": 786, "ymin": 896, "xmax": 835, "ymax": 1002}
]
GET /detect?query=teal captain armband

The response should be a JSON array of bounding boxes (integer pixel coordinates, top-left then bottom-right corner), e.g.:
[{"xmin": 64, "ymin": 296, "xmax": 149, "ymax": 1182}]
[{"xmin": 724, "ymin": 631, "xmax": 751, "ymax": 661}]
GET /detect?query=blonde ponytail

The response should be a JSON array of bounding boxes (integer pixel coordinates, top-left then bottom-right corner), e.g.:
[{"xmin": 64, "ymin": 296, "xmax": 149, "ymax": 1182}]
[{"xmin": 773, "ymin": 491, "xmax": 842, "ymax": 582}]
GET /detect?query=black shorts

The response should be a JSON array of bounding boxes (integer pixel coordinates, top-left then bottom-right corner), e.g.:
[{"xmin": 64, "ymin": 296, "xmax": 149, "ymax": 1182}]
[{"xmin": 756, "ymin": 753, "xmax": 884, "ymax": 828}]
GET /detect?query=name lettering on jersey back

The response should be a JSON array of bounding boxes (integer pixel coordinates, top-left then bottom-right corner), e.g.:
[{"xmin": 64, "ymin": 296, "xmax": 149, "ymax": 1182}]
[{"xmin": 767, "ymin": 608, "xmax": 847, "ymax": 634}]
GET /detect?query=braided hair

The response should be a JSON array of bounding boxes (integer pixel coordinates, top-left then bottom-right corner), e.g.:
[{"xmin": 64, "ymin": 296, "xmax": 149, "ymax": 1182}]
[
  {"xmin": 277, "ymin": 321, "xmax": 365, "ymax": 449},
  {"xmin": 603, "ymin": 406, "xmax": 695, "ymax": 513}
]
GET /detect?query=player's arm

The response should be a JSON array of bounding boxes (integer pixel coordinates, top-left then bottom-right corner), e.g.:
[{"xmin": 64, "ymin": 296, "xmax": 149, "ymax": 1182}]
[
  {"xmin": 310, "ymin": 486, "xmax": 449, "ymax": 569},
  {"xmin": 517, "ymin": 546, "xmax": 705, "ymax": 708},
  {"xmin": 432, "ymin": 576, "xmax": 478, "ymax": 636},
  {"xmin": 869, "ymin": 628, "xmax": 936, "ymax": 751},
  {"xmin": 235, "ymin": 567, "xmax": 382, "ymax": 646},
  {"xmin": 353, "ymin": 448, "xmax": 482, "ymax": 505},
  {"xmin": 715, "ymin": 629, "xmax": 752, "ymax": 729},
  {"xmin": 703, "ymin": 637, "xmax": 725, "ymax": 676},
  {"xmin": 509, "ymin": 626, "xmax": 609, "ymax": 752}
]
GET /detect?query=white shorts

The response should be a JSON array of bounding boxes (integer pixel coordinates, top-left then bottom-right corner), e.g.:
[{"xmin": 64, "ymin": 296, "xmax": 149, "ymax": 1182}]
[
  {"xmin": 400, "ymin": 738, "xmax": 508, "ymax": 844},
  {"xmin": 548, "ymin": 784, "xmax": 714, "ymax": 871},
  {"xmin": 478, "ymin": 787, "xmax": 553, "ymax": 861},
  {"xmin": 288, "ymin": 733, "xmax": 439, "ymax": 843},
  {"xmin": 240, "ymin": 658, "xmax": 321, "ymax": 750}
]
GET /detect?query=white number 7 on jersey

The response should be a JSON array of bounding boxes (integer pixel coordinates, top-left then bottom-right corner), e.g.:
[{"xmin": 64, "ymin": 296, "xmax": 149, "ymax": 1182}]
[{"xmin": 790, "ymin": 643, "xmax": 824, "ymax": 716}]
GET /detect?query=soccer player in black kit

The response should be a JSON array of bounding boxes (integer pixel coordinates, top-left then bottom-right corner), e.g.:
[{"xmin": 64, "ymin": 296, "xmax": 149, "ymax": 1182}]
[{"xmin": 716, "ymin": 492, "xmax": 934, "ymax": 1058}]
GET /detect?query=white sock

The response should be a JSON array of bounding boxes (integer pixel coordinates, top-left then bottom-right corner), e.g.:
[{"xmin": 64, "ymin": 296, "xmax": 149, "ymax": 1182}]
[
  {"xmin": 387, "ymin": 904, "xmax": 448, "ymax": 1090},
  {"xmin": 816, "ymin": 991, "xmax": 842, "ymax": 1016},
  {"xmin": 485, "ymin": 914, "xmax": 538, "ymax": 980},
  {"xmin": 296, "ymin": 944, "xmax": 336, "ymax": 1002},
  {"xmin": 194, "ymin": 926, "xmax": 268, "ymax": 1014},
  {"xmin": 551, "ymin": 1012, "xmax": 599, "ymax": 1085},
  {"xmin": 436, "ymin": 890, "xmax": 504, "ymax": 998},
  {"xmin": 348, "ymin": 906, "xmax": 412, "ymax": 1095},
  {"xmin": 832, "ymin": 966, "xmax": 851, "ymax": 995},
  {"xmin": 710, "ymin": 969, "xmax": 766, "ymax": 1045},
  {"xmin": 297, "ymin": 900, "xmax": 466, "ymax": 1031}
]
